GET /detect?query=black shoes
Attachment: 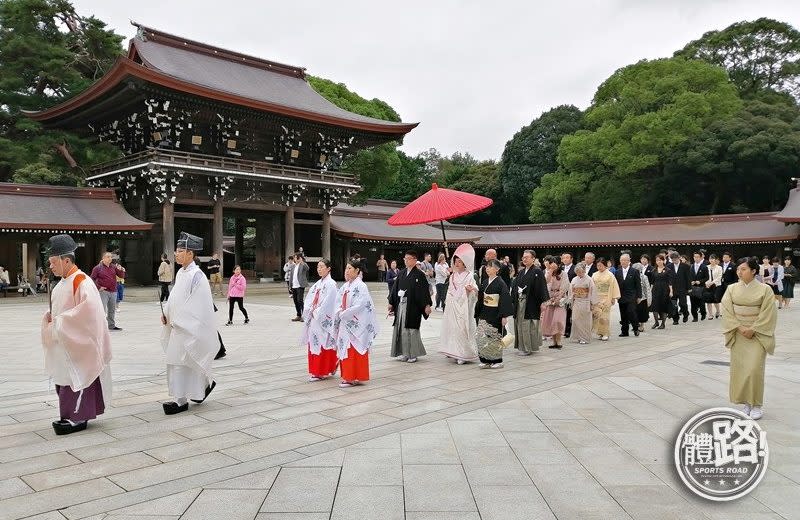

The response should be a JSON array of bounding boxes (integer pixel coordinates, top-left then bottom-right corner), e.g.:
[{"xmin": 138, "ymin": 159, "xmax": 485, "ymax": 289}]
[
  {"xmin": 225, "ymin": 321, "xmax": 233, "ymax": 326},
  {"xmin": 673, "ymin": 320, "xmax": 679, "ymax": 325},
  {"xmin": 109, "ymin": 326, "xmax": 122, "ymax": 331},
  {"xmin": 244, "ymin": 318, "xmax": 250, "ymax": 324},
  {"xmin": 651, "ymin": 322, "xmax": 659, "ymax": 329},
  {"xmin": 214, "ymin": 349, "xmax": 226, "ymax": 360},
  {"xmin": 548, "ymin": 344, "xmax": 563, "ymax": 349},
  {"xmin": 162, "ymin": 402, "xmax": 189, "ymax": 415},
  {"xmin": 634, "ymin": 330, "xmax": 640, "ymax": 337},
  {"xmin": 190, "ymin": 381, "xmax": 216, "ymax": 404},
  {"xmin": 619, "ymin": 333, "xmax": 629, "ymax": 337},
  {"xmin": 658, "ymin": 323, "xmax": 666, "ymax": 329},
  {"xmin": 52, "ymin": 419, "xmax": 87, "ymax": 435},
  {"xmin": 682, "ymin": 316, "xmax": 689, "ymax": 323}
]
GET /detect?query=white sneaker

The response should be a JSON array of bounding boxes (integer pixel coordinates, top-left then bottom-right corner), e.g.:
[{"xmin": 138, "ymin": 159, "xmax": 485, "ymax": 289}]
[
  {"xmin": 397, "ymin": 355, "xmax": 408, "ymax": 362},
  {"xmin": 407, "ymin": 357, "xmax": 418, "ymax": 363},
  {"xmin": 490, "ymin": 362, "xmax": 504, "ymax": 369},
  {"xmin": 742, "ymin": 404, "xmax": 751, "ymax": 416},
  {"xmin": 457, "ymin": 359, "xmax": 465, "ymax": 365},
  {"xmin": 749, "ymin": 407, "xmax": 763, "ymax": 420},
  {"xmin": 600, "ymin": 336, "xmax": 609, "ymax": 341},
  {"xmin": 478, "ymin": 363, "xmax": 488, "ymax": 369}
]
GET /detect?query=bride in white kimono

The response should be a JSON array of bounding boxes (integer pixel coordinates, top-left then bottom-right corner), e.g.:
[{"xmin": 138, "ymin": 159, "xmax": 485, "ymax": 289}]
[{"xmin": 438, "ymin": 243, "xmax": 479, "ymax": 364}]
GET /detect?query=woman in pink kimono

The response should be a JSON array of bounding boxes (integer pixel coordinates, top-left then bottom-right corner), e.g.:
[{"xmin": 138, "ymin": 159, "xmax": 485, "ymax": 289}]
[
  {"xmin": 540, "ymin": 255, "xmax": 570, "ymax": 349},
  {"xmin": 569, "ymin": 263, "xmax": 598, "ymax": 344}
]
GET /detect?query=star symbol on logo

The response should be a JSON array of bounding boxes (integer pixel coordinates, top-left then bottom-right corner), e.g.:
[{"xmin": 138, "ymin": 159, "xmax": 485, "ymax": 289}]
[
  {"xmin": 734, "ymin": 479, "xmax": 740, "ymax": 485},
  {"xmin": 703, "ymin": 479, "xmax": 711, "ymax": 486},
  {"xmin": 719, "ymin": 479, "xmax": 726, "ymax": 485}
]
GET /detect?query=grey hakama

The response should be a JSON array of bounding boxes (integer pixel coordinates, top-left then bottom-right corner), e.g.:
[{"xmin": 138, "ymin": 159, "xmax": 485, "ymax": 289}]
[
  {"xmin": 390, "ymin": 297, "xmax": 427, "ymax": 358},
  {"xmin": 514, "ymin": 295, "xmax": 542, "ymax": 353}
]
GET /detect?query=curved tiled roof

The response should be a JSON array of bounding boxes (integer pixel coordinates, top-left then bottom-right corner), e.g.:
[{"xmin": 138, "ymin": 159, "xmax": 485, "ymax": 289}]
[
  {"xmin": 0, "ymin": 183, "xmax": 151, "ymax": 232},
  {"xmin": 775, "ymin": 188, "xmax": 800, "ymax": 223},
  {"xmin": 25, "ymin": 24, "xmax": 418, "ymax": 136}
]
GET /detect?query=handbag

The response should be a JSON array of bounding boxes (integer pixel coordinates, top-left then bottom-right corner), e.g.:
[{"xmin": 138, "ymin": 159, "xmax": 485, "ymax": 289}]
[{"xmin": 690, "ymin": 286, "xmax": 704, "ymax": 300}]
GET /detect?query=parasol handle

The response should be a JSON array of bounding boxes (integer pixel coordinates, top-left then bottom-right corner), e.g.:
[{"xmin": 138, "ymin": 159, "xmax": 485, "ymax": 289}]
[{"xmin": 439, "ymin": 220, "xmax": 450, "ymax": 261}]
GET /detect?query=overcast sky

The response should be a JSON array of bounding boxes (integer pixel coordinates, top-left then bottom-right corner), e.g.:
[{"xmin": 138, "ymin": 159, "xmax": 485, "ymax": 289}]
[{"xmin": 72, "ymin": 1, "xmax": 800, "ymax": 160}]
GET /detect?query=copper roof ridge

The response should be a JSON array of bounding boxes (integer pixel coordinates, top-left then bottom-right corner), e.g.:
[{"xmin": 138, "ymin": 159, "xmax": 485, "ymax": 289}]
[
  {"xmin": 442, "ymin": 212, "xmax": 780, "ymax": 231},
  {"xmin": 0, "ymin": 182, "xmax": 117, "ymax": 199},
  {"xmin": 130, "ymin": 22, "xmax": 305, "ymax": 78}
]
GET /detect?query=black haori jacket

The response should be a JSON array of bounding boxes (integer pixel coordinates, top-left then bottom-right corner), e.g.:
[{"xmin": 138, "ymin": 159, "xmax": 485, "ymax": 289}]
[
  {"xmin": 510, "ymin": 266, "xmax": 550, "ymax": 320},
  {"xmin": 388, "ymin": 266, "xmax": 432, "ymax": 329},
  {"xmin": 476, "ymin": 277, "xmax": 514, "ymax": 333}
]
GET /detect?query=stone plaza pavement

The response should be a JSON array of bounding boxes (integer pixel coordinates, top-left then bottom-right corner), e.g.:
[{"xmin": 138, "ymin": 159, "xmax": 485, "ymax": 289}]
[{"xmin": 0, "ymin": 284, "xmax": 799, "ymax": 519}]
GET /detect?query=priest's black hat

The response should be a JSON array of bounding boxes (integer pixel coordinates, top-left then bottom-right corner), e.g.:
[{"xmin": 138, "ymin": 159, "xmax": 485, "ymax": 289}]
[
  {"xmin": 176, "ymin": 231, "xmax": 203, "ymax": 251},
  {"xmin": 46, "ymin": 234, "xmax": 78, "ymax": 256}
]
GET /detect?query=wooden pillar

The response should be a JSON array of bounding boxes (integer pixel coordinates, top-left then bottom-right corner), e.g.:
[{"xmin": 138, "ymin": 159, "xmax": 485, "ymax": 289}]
[
  {"xmin": 322, "ymin": 210, "xmax": 331, "ymax": 261},
  {"xmin": 162, "ymin": 201, "xmax": 175, "ymax": 258},
  {"xmin": 25, "ymin": 240, "xmax": 38, "ymax": 281},
  {"xmin": 213, "ymin": 200, "xmax": 224, "ymax": 271},
  {"xmin": 285, "ymin": 206, "xmax": 295, "ymax": 258},
  {"xmin": 234, "ymin": 218, "xmax": 244, "ymax": 268}
]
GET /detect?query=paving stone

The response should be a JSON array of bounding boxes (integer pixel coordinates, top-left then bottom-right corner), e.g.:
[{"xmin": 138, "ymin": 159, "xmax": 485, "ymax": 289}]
[
  {"xmin": 0, "ymin": 451, "xmax": 80, "ymax": 480},
  {"xmin": 222, "ymin": 430, "xmax": 329, "ymax": 462},
  {"xmin": 331, "ymin": 485, "xmax": 404, "ymax": 520},
  {"xmin": 471, "ymin": 485, "xmax": 555, "ymax": 520},
  {"xmin": 242, "ymin": 413, "xmax": 337, "ymax": 439},
  {"xmin": 0, "ymin": 477, "xmax": 123, "ymax": 520},
  {"xmin": 68, "ymin": 432, "xmax": 187, "ymax": 462},
  {"xmin": 403, "ymin": 465, "xmax": 476, "ymax": 512},
  {"xmin": 605, "ymin": 484, "xmax": 709, "ymax": 520},
  {"xmin": 0, "ymin": 431, "xmax": 116, "ymax": 463},
  {"xmin": 0, "ymin": 477, "xmax": 32, "ymax": 500},
  {"xmin": 182, "ymin": 489, "xmax": 268, "ymax": 519},
  {"xmin": 108, "ymin": 488, "xmax": 201, "ymax": 516},
  {"xmin": 107, "ymin": 452, "xmax": 239, "ymax": 491},
  {"xmin": 145, "ymin": 431, "xmax": 258, "ymax": 462},
  {"xmin": 401, "ymin": 433, "xmax": 460, "ymax": 464},
  {"xmin": 569, "ymin": 446, "xmax": 664, "ymax": 487},
  {"xmin": 340, "ymin": 448, "xmax": 402, "ymax": 486},
  {"xmin": 260, "ymin": 467, "xmax": 340, "ymax": 513},
  {"xmin": 22, "ymin": 452, "xmax": 160, "ymax": 490},
  {"xmin": 205, "ymin": 467, "xmax": 280, "ymax": 489}
]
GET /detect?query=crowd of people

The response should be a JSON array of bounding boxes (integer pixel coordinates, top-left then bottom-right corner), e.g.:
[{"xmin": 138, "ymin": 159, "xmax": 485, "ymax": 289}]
[{"xmin": 34, "ymin": 230, "xmax": 786, "ymax": 436}]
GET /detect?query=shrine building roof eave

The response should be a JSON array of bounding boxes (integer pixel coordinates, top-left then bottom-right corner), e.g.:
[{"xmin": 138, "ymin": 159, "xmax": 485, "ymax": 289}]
[
  {"xmin": 24, "ymin": 38, "xmax": 418, "ymax": 136},
  {"xmin": 0, "ymin": 183, "xmax": 152, "ymax": 232},
  {"xmin": 85, "ymin": 160, "xmax": 362, "ymax": 190}
]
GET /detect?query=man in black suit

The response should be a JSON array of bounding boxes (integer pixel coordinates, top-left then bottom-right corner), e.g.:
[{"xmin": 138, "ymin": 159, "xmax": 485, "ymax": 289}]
[
  {"xmin": 689, "ymin": 251, "xmax": 709, "ymax": 321},
  {"xmin": 614, "ymin": 253, "xmax": 642, "ymax": 337},
  {"xmin": 479, "ymin": 249, "xmax": 510, "ymax": 289},
  {"xmin": 718, "ymin": 251, "xmax": 737, "ymax": 301},
  {"xmin": 668, "ymin": 252, "xmax": 691, "ymax": 324},
  {"xmin": 561, "ymin": 252, "xmax": 576, "ymax": 337},
  {"xmin": 583, "ymin": 252, "xmax": 598, "ymax": 277}
]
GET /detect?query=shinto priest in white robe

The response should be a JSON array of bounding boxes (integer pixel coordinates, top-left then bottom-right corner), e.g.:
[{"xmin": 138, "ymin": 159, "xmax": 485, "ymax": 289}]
[
  {"xmin": 161, "ymin": 261, "xmax": 217, "ymax": 401},
  {"xmin": 41, "ymin": 265, "xmax": 113, "ymax": 421}
]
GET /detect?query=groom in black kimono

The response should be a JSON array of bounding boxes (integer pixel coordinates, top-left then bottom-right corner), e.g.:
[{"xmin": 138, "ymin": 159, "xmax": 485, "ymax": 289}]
[{"xmin": 388, "ymin": 250, "xmax": 432, "ymax": 362}]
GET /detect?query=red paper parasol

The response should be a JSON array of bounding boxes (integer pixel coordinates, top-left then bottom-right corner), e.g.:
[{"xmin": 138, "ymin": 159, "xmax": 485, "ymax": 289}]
[{"xmin": 387, "ymin": 183, "xmax": 493, "ymax": 257}]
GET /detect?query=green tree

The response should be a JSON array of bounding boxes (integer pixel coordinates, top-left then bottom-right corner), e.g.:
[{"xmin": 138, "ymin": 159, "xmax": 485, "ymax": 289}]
[
  {"xmin": 675, "ymin": 17, "xmax": 800, "ymax": 99},
  {"xmin": 448, "ymin": 160, "xmax": 505, "ymax": 225},
  {"xmin": 0, "ymin": 0, "xmax": 124, "ymax": 183},
  {"xmin": 371, "ymin": 151, "xmax": 432, "ymax": 202},
  {"xmin": 660, "ymin": 98, "xmax": 800, "ymax": 215},
  {"xmin": 530, "ymin": 57, "xmax": 742, "ymax": 222},
  {"xmin": 499, "ymin": 105, "xmax": 583, "ymax": 223},
  {"xmin": 307, "ymin": 76, "xmax": 406, "ymax": 200}
]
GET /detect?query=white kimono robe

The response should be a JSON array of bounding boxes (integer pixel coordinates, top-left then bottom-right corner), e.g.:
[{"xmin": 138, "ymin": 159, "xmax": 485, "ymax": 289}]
[
  {"xmin": 41, "ymin": 267, "xmax": 113, "ymax": 405},
  {"xmin": 161, "ymin": 261, "xmax": 217, "ymax": 400},
  {"xmin": 299, "ymin": 274, "xmax": 338, "ymax": 354},
  {"xmin": 333, "ymin": 276, "xmax": 379, "ymax": 360}
]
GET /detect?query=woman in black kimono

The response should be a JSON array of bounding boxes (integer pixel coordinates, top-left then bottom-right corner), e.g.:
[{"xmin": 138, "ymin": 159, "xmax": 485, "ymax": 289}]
[
  {"xmin": 475, "ymin": 259, "xmax": 514, "ymax": 369},
  {"xmin": 649, "ymin": 254, "xmax": 674, "ymax": 329}
]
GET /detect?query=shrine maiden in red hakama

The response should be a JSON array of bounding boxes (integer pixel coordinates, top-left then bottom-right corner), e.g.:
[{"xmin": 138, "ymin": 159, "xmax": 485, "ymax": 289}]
[
  {"xmin": 300, "ymin": 260, "xmax": 339, "ymax": 381},
  {"xmin": 334, "ymin": 259, "xmax": 379, "ymax": 387}
]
